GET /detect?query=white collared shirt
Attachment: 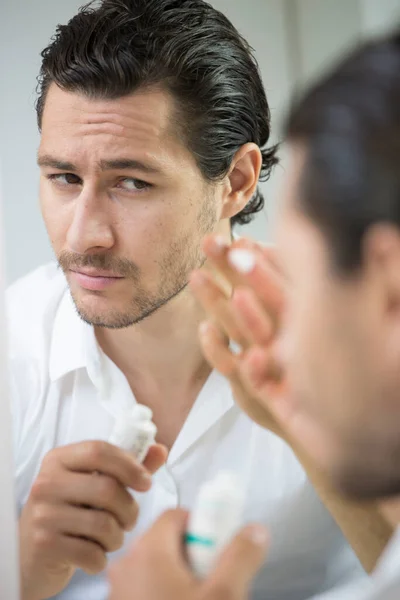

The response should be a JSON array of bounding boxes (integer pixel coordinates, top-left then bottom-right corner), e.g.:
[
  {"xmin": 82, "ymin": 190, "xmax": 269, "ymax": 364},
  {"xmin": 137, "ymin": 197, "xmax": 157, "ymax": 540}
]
[
  {"xmin": 7, "ymin": 263, "xmax": 365, "ymax": 600},
  {"xmin": 312, "ymin": 528, "xmax": 400, "ymax": 600}
]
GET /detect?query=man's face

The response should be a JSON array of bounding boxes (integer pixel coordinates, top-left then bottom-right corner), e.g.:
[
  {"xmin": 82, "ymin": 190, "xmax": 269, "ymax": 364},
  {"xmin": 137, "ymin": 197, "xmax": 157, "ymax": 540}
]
[
  {"xmin": 38, "ymin": 84, "xmax": 219, "ymax": 328},
  {"xmin": 276, "ymin": 143, "xmax": 400, "ymax": 498}
]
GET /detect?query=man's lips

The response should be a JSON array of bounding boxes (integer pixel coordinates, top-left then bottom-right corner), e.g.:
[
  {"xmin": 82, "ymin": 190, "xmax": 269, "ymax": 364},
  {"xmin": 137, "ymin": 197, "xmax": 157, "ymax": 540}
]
[{"xmin": 69, "ymin": 268, "xmax": 124, "ymax": 291}]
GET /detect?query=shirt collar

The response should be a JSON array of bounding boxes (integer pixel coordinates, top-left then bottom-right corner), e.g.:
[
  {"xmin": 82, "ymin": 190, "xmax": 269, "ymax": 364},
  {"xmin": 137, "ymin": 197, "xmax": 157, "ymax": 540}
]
[
  {"xmin": 49, "ymin": 232, "xmax": 243, "ymax": 385},
  {"xmin": 49, "ymin": 290, "xmax": 101, "ymax": 383},
  {"xmin": 168, "ymin": 370, "xmax": 235, "ymax": 465},
  {"xmin": 49, "ymin": 289, "xmax": 236, "ymax": 452}
]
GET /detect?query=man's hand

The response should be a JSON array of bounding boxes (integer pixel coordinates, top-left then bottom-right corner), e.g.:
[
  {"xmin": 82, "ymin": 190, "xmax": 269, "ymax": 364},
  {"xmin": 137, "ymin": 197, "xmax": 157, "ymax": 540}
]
[
  {"xmin": 191, "ymin": 235, "xmax": 395, "ymax": 574},
  {"xmin": 109, "ymin": 509, "xmax": 268, "ymax": 600},
  {"xmin": 19, "ymin": 440, "xmax": 167, "ymax": 600},
  {"xmin": 192, "ymin": 235, "xmax": 340, "ymax": 463},
  {"xmin": 190, "ymin": 235, "xmax": 288, "ymax": 438},
  {"xmin": 191, "ymin": 234, "xmax": 325, "ymax": 446}
]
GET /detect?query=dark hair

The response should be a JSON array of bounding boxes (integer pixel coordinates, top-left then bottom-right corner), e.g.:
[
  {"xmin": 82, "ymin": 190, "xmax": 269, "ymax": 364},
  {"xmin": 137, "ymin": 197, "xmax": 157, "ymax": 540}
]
[
  {"xmin": 285, "ymin": 30, "xmax": 400, "ymax": 273},
  {"xmin": 36, "ymin": 0, "xmax": 278, "ymax": 227}
]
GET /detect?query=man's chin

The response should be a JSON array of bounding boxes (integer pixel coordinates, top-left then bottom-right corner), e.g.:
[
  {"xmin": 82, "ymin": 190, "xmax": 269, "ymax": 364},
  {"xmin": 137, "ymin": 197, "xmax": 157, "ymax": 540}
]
[
  {"xmin": 70, "ymin": 291, "xmax": 165, "ymax": 329},
  {"xmin": 70, "ymin": 291, "xmax": 134, "ymax": 329},
  {"xmin": 74, "ymin": 306, "xmax": 136, "ymax": 329}
]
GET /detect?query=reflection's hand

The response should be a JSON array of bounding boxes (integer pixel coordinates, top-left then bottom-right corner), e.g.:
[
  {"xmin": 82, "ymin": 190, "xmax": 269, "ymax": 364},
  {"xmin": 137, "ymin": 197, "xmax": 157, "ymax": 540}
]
[
  {"xmin": 191, "ymin": 234, "xmax": 329, "ymax": 454},
  {"xmin": 109, "ymin": 509, "xmax": 267, "ymax": 600},
  {"xmin": 190, "ymin": 235, "xmax": 287, "ymax": 437}
]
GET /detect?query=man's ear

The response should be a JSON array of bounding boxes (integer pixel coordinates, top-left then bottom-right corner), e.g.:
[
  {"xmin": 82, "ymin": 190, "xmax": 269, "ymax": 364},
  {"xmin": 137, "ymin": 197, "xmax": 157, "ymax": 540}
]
[
  {"xmin": 363, "ymin": 224, "xmax": 400, "ymax": 379},
  {"xmin": 220, "ymin": 143, "xmax": 262, "ymax": 220},
  {"xmin": 363, "ymin": 224, "xmax": 400, "ymax": 316}
]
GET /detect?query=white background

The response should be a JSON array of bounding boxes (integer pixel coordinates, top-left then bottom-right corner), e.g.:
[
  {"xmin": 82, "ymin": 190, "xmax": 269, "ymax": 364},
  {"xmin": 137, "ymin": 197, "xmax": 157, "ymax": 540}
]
[{"xmin": 0, "ymin": 0, "xmax": 399, "ymax": 283}]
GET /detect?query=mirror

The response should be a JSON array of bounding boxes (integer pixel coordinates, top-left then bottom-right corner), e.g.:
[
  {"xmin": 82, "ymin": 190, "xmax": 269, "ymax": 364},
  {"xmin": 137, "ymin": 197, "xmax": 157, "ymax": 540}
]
[{"xmin": 0, "ymin": 171, "xmax": 20, "ymax": 598}]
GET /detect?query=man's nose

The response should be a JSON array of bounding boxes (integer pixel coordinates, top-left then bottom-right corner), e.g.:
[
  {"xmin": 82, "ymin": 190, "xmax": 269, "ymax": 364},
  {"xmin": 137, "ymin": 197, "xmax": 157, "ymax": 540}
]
[{"xmin": 66, "ymin": 186, "xmax": 115, "ymax": 255}]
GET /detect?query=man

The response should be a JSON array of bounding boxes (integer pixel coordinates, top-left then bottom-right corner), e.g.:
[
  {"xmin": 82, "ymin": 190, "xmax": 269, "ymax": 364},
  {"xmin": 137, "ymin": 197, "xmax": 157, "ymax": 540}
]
[
  {"xmin": 8, "ymin": 1, "xmax": 383, "ymax": 599},
  {"xmin": 109, "ymin": 29, "xmax": 400, "ymax": 600}
]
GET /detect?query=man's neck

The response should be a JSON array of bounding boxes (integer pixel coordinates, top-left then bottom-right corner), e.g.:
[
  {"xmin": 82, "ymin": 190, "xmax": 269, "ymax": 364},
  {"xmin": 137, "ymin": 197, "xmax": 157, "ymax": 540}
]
[
  {"xmin": 96, "ymin": 222, "xmax": 232, "ymax": 388},
  {"xmin": 95, "ymin": 221, "xmax": 232, "ymax": 447},
  {"xmin": 95, "ymin": 276, "xmax": 212, "ymax": 449},
  {"xmin": 95, "ymin": 284, "xmax": 209, "ymax": 395},
  {"xmin": 380, "ymin": 496, "xmax": 400, "ymax": 529}
]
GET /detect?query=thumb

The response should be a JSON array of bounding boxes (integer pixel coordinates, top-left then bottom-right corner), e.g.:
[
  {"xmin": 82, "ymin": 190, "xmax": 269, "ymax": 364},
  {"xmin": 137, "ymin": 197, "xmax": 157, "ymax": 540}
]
[
  {"xmin": 142, "ymin": 443, "xmax": 168, "ymax": 474},
  {"xmin": 206, "ymin": 524, "xmax": 268, "ymax": 598}
]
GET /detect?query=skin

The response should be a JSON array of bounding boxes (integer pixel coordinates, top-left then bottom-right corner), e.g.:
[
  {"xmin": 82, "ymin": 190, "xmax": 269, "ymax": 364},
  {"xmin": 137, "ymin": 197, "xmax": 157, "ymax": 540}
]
[
  {"xmin": 21, "ymin": 82, "xmax": 262, "ymax": 600},
  {"xmin": 108, "ymin": 141, "xmax": 398, "ymax": 600},
  {"xmin": 38, "ymin": 84, "xmax": 260, "ymax": 330},
  {"xmin": 108, "ymin": 510, "xmax": 268, "ymax": 600},
  {"xmin": 19, "ymin": 442, "xmax": 167, "ymax": 600},
  {"xmin": 38, "ymin": 84, "xmax": 219, "ymax": 329},
  {"xmin": 37, "ymin": 83, "xmax": 261, "ymax": 450},
  {"xmin": 191, "ymin": 232, "xmax": 392, "ymax": 573},
  {"xmin": 195, "ymin": 143, "xmax": 400, "ymax": 502},
  {"xmin": 32, "ymin": 83, "xmax": 396, "ymax": 598},
  {"xmin": 275, "ymin": 143, "xmax": 400, "ymax": 499}
]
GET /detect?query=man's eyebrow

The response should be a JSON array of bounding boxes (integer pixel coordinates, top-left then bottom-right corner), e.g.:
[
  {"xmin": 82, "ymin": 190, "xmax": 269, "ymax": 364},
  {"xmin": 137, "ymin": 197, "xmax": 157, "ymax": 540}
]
[
  {"xmin": 37, "ymin": 155, "xmax": 77, "ymax": 171},
  {"xmin": 37, "ymin": 155, "xmax": 162, "ymax": 175}
]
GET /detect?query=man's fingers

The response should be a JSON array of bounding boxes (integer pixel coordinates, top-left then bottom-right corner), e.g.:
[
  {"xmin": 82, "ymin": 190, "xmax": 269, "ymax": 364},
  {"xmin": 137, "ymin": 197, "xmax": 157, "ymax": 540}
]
[
  {"xmin": 127, "ymin": 508, "xmax": 191, "ymax": 572},
  {"xmin": 240, "ymin": 345, "xmax": 286, "ymax": 400},
  {"xmin": 141, "ymin": 508, "xmax": 189, "ymax": 548},
  {"xmin": 142, "ymin": 444, "xmax": 168, "ymax": 474},
  {"xmin": 51, "ymin": 441, "xmax": 152, "ymax": 491},
  {"xmin": 206, "ymin": 524, "xmax": 268, "ymax": 598},
  {"xmin": 202, "ymin": 235, "xmax": 270, "ymax": 287},
  {"xmin": 201, "ymin": 235, "xmax": 242, "ymax": 287},
  {"xmin": 108, "ymin": 509, "xmax": 193, "ymax": 600},
  {"xmin": 30, "ymin": 469, "xmax": 138, "ymax": 531},
  {"xmin": 227, "ymin": 248, "xmax": 285, "ymax": 324},
  {"xmin": 202, "ymin": 234, "xmax": 285, "ymax": 328},
  {"xmin": 58, "ymin": 535, "xmax": 107, "ymax": 575},
  {"xmin": 190, "ymin": 271, "xmax": 249, "ymax": 349},
  {"xmin": 239, "ymin": 345, "xmax": 291, "ymax": 429},
  {"xmin": 202, "ymin": 234, "xmax": 283, "ymax": 297},
  {"xmin": 43, "ymin": 504, "xmax": 124, "ymax": 553},
  {"xmin": 198, "ymin": 320, "xmax": 238, "ymax": 378},
  {"xmin": 232, "ymin": 287, "xmax": 274, "ymax": 346}
]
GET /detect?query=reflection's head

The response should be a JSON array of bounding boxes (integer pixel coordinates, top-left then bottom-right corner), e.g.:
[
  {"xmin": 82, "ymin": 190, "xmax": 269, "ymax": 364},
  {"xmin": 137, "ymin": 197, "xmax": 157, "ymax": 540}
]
[
  {"xmin": 277, "ymin": 31, "xmax": 400, "ymax": 499},
  {"xmin": 36, "ymin": 0, "xmax": 277, "ymax": 328}
]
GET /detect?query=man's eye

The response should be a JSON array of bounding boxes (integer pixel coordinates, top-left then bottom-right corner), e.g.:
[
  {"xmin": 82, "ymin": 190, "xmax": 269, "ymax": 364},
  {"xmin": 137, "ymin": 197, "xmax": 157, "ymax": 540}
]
[
  {"xmin": 117, "ymin": 178, "xmax": 151, "ymax": 192},
  {"xmin": 47, "ymin": 173, "xmax": 81, "ymax": 186}
]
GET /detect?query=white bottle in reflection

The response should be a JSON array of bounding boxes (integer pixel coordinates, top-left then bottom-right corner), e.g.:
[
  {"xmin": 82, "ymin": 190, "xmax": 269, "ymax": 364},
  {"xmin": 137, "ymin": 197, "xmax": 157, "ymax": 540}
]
[
  {"xmin": 108, "ymin": 404, "xmax": 157, "ymax": 463},
  {"xmin": 186, "ymin": 471, "xmax": 245, "ymax": 578}
]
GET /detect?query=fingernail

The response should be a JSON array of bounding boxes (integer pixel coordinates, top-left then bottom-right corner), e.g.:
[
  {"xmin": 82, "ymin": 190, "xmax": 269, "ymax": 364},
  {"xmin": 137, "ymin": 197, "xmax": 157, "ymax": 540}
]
[
  {"xmin": 228, "ymin": 249, "xmax": 256, "ymax": 274},
  {"xmin": 243, "ymin": 524, "xmax": 269, "ymax": 547},
  {"xmin": 139, "ymin": 471, "xmax": 152, "ymax": 487}
]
